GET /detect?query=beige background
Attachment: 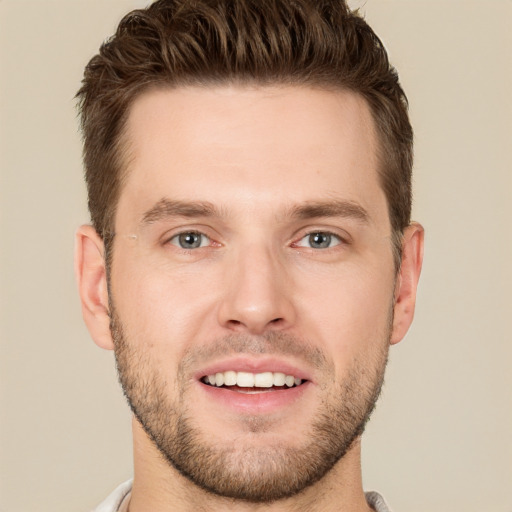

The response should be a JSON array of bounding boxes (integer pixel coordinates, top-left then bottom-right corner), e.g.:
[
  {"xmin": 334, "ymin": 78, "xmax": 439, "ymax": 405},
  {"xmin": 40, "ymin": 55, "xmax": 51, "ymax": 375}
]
[{"xmin": 1, "ymin": 1, "xmax": 511, "ymax": 511}]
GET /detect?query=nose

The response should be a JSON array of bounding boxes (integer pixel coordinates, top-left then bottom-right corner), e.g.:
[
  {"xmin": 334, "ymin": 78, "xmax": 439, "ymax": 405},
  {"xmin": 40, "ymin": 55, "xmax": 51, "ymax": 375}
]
[{"xmin": 217, "ymin": 244, "xmax": 296, "ymax": 335}]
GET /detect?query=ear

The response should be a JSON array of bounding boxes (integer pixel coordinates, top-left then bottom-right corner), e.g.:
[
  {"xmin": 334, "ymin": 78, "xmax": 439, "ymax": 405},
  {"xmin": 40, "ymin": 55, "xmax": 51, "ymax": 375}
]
[
  {"xmin": 390, "ymin": 222, "xmax": 424, "ymax": 345},
  {"xmin": 74, "ymin": 225, "xmax": 114, "ymax": 350}
]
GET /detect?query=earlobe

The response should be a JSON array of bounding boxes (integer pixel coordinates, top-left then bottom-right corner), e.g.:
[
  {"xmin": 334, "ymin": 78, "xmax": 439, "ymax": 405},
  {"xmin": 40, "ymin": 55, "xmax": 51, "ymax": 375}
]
[
  {"xmin": 390, "ymin": 222, "xmax": 424, "ymax": 345},
  {"xmin": 74, "ymin": 225, "xmax": 114, "ymax": 350}
]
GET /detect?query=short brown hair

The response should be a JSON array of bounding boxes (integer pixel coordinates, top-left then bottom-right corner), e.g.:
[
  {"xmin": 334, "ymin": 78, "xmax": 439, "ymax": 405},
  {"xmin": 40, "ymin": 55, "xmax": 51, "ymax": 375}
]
[{"xmin": 77, "ymin": 0, "xmax": 413, "ymax": 265}]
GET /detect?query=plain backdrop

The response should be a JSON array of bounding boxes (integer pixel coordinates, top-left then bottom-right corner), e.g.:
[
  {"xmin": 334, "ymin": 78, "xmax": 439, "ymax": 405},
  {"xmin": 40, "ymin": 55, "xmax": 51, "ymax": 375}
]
[{"xmin": 0, "ymin": 1, "xmax": 511, "ymax": 511}]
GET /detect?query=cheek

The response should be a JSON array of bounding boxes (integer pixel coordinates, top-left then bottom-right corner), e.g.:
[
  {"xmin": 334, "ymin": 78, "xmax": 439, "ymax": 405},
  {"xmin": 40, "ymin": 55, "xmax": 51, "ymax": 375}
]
[
  {"xmin": 109, "ymin": 241, "xmax": 396, "ymax": 372},
  {"xmin": 109, "ymin": 252, "xmax": 222, "ymax": 355},
  {"xmin": 294, "ymin": 263, "xmax": 395, "ymax": 365}
]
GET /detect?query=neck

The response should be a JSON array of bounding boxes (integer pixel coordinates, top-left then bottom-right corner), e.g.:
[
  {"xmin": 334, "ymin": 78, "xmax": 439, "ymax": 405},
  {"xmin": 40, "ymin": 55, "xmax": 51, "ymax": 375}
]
[{"xmin": 128, "ymin": 418, "xmax": 372, "ymax": 512}]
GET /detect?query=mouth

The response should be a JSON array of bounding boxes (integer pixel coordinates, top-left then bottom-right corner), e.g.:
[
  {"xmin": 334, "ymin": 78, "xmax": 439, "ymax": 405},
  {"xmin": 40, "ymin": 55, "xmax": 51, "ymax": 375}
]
[{"xmin": 201, "ymin": 371, "xmax": 305, "ymax": 393}]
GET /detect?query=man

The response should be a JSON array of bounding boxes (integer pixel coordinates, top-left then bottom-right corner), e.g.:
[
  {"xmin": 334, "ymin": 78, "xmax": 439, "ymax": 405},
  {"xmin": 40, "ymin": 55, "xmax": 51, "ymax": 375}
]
[{"xmin": 75, "ymin": 0, "xmax": 423, "ymax": 510}]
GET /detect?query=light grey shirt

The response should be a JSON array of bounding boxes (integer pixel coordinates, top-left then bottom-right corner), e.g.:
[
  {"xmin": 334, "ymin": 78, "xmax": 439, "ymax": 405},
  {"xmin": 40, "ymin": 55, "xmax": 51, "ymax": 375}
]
[{"xmin": 91, "ymin": 480, "xmax": 392, "ymax": 512}]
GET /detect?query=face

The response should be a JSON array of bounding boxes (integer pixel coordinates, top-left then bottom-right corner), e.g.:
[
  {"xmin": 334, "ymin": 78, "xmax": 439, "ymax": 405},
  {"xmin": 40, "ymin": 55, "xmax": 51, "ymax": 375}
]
[{"xmin": 109, "ymin": 86, "xmax": 398, "ymax": 501}]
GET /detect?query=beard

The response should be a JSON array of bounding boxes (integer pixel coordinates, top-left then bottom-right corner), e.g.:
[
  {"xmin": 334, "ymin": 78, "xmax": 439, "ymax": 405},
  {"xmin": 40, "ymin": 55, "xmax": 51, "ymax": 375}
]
[{"xmin": 110, "ymin": 303, "xmax": 390, "ymax": 503}]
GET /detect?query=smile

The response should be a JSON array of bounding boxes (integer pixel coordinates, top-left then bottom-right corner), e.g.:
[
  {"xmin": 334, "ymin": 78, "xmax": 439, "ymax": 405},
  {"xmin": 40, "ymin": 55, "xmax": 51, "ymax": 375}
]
[{"xmin": 201, "ymin": 371, "xmax": 304, "ymax": 390}]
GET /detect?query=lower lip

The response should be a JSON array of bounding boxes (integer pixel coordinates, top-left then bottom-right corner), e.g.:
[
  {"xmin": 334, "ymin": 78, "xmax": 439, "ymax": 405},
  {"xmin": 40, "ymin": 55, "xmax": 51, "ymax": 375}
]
[{"xmin": 199, "ymin": 381, "xmax": 311, "ymax": 414}]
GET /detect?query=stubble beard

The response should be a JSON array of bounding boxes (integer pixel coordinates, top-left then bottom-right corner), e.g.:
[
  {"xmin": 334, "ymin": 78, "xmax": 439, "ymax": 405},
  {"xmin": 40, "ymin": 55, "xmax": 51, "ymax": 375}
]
[{"xmin": 110, "ymin": 304, "xmax": 390, "ymax": 504}]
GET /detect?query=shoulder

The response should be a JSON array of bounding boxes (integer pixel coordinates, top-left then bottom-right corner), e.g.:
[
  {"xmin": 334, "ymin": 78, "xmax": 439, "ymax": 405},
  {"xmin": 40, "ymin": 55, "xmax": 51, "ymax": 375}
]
[
  {"xmin": 365, "ymin": 491, "xmax": 393, "ymax": 512},
  {"xmin": 90, "ymin": 479, "xmax": 133, "ymax": 512}
]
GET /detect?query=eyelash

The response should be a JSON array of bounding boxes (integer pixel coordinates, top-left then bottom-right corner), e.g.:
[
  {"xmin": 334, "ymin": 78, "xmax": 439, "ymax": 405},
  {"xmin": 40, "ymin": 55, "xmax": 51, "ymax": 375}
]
[
  {"xmin": 167, "ymin": 231, "xmax": 213, "ymax": 250},
  {"xmin": 165, "ymin": 229, "xmax": 348, "ymax": 252},
  {"xmin": 292, "ymin": 231, "xmax": 344, "ymax": 250}
]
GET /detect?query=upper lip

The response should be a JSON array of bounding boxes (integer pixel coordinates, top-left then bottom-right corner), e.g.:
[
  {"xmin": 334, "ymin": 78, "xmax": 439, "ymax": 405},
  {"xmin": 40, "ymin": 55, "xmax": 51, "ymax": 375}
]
[{"xmin": 194, "ymin": 356, "xmax": 314, "ymax": 383}]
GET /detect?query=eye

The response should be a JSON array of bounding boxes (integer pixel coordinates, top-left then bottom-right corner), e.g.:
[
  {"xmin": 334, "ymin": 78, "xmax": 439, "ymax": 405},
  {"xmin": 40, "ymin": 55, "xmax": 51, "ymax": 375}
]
[
  {"xmin": 295, "ymin": 232, "xmax": 342, "ymax": 249},
  {"xmin": 169, "ymin": 231, "xmax": 210, "ymax": 249}
]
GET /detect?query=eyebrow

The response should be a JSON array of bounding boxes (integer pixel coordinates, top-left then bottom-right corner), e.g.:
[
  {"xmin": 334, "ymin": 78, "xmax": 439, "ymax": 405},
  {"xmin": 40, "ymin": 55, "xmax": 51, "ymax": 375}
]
[
  {"xmin": 288, "ymin": 200, "xmax": 369, "ymax": 224},
  {"xmin": 141, "ymin": 198, "xmax": 220, "ymax": 224},
  {"xmin": 140, "ymin": 197, "xmax": 369, "ymax": 226}
]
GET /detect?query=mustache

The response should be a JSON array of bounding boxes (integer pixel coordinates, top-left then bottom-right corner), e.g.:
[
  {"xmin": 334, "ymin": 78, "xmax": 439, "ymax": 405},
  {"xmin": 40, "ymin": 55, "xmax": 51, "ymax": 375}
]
[{"xmin": 179, "ymin": 331, "xmax": 332, "ymax": 374}]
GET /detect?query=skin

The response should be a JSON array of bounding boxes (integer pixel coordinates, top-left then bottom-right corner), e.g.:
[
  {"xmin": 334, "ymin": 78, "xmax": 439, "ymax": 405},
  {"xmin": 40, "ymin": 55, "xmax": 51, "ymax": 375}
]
[{"xmin": 75, "ymin": 85, "xmax": 424, "ymax": 512}]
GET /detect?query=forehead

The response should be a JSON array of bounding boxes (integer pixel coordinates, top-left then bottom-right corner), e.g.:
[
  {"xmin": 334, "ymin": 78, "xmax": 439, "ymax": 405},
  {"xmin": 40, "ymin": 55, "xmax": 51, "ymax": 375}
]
[{"xmin": 117, "ymin": 85, "xmax": 387, "ymax": 229}]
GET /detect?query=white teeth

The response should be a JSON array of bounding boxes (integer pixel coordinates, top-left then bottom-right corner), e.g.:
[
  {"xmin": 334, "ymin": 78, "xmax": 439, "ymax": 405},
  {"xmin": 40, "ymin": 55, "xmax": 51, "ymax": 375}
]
[
  {"xmin": 204, "ymin": 371, "xmax": 303, "ymax": 388},
  {"xmin": 224, "ymin": 370, "xmax": 237, "ymax": 386},
  {"xmin": 254, "ymin": 372, "xmax": 273, "ymax": 388},
  {"xmin": 236, "ymin": 372, "xmax": 255, "ymax": 387},
  {"xmin": 273, "ymin": 372, "xmax": 286, "ymax": 386}
]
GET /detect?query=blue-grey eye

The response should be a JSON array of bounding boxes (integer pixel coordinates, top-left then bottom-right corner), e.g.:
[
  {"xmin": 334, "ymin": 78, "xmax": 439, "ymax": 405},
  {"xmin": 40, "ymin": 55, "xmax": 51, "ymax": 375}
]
[
  {"xmin": 296, "ymin": 232, "xmax": 341, "ymax": 249},
  {"xmin": 170, "ymin": 232, "xmax": 209, "ymax": 249}
]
